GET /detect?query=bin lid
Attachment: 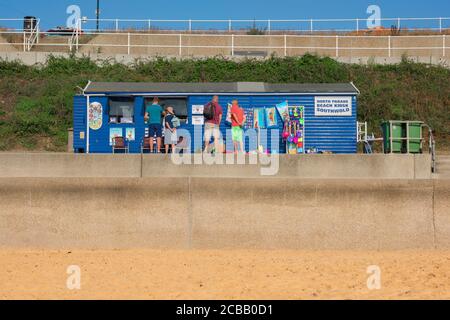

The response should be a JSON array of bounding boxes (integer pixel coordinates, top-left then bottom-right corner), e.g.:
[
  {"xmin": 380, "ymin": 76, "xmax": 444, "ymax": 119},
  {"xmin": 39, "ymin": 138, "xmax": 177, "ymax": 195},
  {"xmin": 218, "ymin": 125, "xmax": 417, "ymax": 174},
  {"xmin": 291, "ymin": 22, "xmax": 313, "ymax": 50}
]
[{"xmin": 383, "ymin": 120, "xmax": 424, "ymax": 125}]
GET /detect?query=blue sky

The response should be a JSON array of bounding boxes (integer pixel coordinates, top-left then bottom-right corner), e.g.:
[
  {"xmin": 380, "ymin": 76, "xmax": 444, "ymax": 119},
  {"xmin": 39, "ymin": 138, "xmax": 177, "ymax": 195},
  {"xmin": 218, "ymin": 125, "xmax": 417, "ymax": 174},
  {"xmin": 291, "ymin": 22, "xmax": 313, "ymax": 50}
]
[{"xmin": 0, "ymin": 0, "xmax": 449, "ymax": 29}]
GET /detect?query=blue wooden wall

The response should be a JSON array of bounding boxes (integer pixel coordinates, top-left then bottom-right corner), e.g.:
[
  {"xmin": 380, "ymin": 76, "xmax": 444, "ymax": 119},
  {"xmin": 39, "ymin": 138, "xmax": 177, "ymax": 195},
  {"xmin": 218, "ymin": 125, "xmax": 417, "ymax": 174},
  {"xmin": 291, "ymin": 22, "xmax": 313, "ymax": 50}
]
[{"xmin": 73, "ymin": 95, "xmax": 87, "ymax": 152}]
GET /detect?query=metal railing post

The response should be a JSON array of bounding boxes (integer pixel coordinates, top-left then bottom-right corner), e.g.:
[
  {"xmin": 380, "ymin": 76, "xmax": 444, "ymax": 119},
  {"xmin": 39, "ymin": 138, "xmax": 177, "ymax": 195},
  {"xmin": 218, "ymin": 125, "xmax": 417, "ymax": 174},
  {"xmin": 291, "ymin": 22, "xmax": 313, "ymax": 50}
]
[
  {"xmin": 444, "ymin": 34, "xmax": 446, "ymax": 57},
  {"xmin": 36, "ymin": 20, "xmax": 40, "ymax": 44},
  {"xmin": 69, "ymin": 32, "xmax": 73, "ymax": 52},
  {"xmin": 116, "ymin": 19, "xmax": 119, "ymax": 31},
  {"xmin": 398, "ymin": 18, "xmax": 401, "ymax": 30},
  {"xmin": 356, "ymin": 18, "xmax": 359, "ymax": 33},
  {"xmin": 310, "ymin": 19, "xmax": 313, "ymax": 34},
  {"xmin": 228, "ymin": 19, "xmax": 232, "ymax": 32},
  {"xmin": 390, "ymin": 122, "xmax": 393, "ymax": 154},
  {"xmin": 231, "ymin": 34, "xmax": 234, "ymax": 56},
  {"xmin": 148, "ymin": 19, "xmax": 151, "ymax": 31},
  {"xmin": 268, "ymin": 19, "xmax": 271, "ymax": 34},
  {"xmin": 76, "ymin": 26, "xmax": 79, "ymax": 52},
  {"xmin": 188, "ymin": 19, "xmax": 192, "ymax": 32},
  {"xmin": 23, "ymin": 31, "xmax": 26, "ymax": 52},
  {"xmin": 406, "ymin": 122, "xmax": 410, "ymax": 154},
  {"xmin": 439, "ymin": 17, "xmax": 443, "ymax": 34},
  {"xmin": 388, "ymin": 35, "xmax": 391, "ymax": 57},
  {"xmin": 336, "ymin": 35, "xmax": 339, "ymax": 57},
  {"xmin": 127, "ymin": 32, "xmax": 131, "ymax": 55}
]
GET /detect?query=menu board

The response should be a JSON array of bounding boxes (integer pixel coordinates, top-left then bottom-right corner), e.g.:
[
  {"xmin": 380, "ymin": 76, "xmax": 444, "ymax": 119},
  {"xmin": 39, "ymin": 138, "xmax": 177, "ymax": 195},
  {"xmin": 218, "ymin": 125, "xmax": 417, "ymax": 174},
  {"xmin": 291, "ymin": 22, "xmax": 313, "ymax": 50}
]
[
  {"xmin": 243, "ymin": 108, "xmax": 254, "ymax": 129},
  {"xmin": 192, "ymin": 105, "xmax": 204, "ymax": 115},
  {"xmin": 192, "ymin": 116, "xmax": 204, "ymax": 126}
]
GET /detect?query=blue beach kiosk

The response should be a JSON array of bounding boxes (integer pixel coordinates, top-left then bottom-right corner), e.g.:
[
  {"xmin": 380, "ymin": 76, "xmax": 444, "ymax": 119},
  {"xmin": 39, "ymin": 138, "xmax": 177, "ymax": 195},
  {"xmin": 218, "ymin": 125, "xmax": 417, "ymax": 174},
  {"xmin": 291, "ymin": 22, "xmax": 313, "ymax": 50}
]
[{"xmin": 73, "ymin": 82, "xmax": 360, "ymax": 154}]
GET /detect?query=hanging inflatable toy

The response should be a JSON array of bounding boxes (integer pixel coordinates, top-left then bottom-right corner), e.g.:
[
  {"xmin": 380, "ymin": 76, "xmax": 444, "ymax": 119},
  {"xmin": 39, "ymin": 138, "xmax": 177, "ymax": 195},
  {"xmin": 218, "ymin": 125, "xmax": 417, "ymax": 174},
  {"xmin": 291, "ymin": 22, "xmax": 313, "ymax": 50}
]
[
  {"xmin": 282, "ymin": 121, "xmax": 290, "ymax": 139},
  {"xmin": 287, "ymin": 121, "xmax": 295, "ymax": 143}
]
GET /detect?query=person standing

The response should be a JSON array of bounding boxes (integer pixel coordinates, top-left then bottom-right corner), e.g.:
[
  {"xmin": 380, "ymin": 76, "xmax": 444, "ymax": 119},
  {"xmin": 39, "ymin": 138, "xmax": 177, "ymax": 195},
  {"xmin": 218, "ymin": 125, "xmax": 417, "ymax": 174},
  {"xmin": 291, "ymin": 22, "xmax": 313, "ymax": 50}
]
[
  {"xmin": 163, "ymin": 106, "xmax": 178, "ymax": 154},
  {"xmin": 203, "ymin": 95, "xmax": 223, "ymax": 154},
  {"xmin": 144, "ymin": 97, "xmax": 163, "ymax": 153},
  {"xmin": 230, "ymin": 100, "xmax": 245, "ymax": 154}
]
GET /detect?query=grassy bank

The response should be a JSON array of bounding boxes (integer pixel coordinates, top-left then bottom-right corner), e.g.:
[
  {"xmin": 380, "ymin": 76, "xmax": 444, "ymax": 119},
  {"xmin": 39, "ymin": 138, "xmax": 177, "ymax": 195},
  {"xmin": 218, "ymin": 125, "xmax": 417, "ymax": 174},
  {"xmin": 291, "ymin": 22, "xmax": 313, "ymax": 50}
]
[{"xmin": 0, "ymin": 54, "xmax": 448, "ymax": 151}]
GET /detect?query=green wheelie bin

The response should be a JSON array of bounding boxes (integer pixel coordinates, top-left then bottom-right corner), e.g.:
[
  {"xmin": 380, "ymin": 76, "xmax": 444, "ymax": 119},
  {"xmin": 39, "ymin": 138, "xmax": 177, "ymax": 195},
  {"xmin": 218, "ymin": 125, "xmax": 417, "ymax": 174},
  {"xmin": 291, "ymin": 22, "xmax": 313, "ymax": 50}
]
[{"xmin": 382, "ymin": 121, "xmax": 423, "ymax": 154}]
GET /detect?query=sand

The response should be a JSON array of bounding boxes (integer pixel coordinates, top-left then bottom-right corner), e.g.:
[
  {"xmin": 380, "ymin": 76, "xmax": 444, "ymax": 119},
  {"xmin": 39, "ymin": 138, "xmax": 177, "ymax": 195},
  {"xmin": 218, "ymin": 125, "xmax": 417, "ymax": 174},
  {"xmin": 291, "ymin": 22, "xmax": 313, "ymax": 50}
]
[{"xmin": 1, "ymin": 249, "xmax": 450, "ymax": 300}]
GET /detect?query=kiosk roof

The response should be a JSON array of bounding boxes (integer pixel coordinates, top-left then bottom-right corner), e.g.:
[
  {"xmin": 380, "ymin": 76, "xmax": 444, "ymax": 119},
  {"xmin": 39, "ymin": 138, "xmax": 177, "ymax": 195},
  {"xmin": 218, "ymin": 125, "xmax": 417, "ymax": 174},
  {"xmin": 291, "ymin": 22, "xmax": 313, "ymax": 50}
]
[{"xmin": 83, "ymin": 82, "xmax": 360, "ymax": 95}]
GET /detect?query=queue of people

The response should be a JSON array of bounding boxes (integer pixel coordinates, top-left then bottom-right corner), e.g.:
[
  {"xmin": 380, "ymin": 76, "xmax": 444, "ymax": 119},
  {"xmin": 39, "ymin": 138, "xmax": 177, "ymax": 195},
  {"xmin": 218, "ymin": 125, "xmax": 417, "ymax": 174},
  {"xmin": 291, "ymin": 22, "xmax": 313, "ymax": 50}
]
[
  {"xmin": 144, "ymin": 97, "xmax": 180, "ymax": 154},
  {"xmin": 144, "ymin": 96, "xmax": 246, "ymax": 154},
  {"xmin": 203, "ymin": 96, "xmax": 246, "ymax": 154}
]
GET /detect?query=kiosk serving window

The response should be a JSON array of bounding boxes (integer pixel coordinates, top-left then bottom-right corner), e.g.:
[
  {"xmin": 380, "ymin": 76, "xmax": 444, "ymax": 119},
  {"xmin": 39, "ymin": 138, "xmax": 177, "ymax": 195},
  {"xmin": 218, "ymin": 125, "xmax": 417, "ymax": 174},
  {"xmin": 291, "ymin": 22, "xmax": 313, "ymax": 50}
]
[
  {"xmin": 145, "ymin": 97, "xmax": 188, "ymax": 124},
  {"xmin": 109, "ymin": 97, "xmax": 135, "ymax": 124}
]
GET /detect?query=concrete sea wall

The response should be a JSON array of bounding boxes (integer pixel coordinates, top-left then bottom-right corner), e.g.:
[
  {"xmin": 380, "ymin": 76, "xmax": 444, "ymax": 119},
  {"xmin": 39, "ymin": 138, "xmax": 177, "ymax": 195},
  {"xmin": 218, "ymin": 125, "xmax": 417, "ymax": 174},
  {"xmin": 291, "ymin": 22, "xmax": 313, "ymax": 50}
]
[
  {"xmin": 0, "ymin": 153, "xmax": 444, "ymax": 250},
  {"xmin": 0, "ymin": 177, "xmax": 448, "ymax": 250},
  {"xmin": 0, "ymin": 153, "xmax": 432, "ymax": 179}
]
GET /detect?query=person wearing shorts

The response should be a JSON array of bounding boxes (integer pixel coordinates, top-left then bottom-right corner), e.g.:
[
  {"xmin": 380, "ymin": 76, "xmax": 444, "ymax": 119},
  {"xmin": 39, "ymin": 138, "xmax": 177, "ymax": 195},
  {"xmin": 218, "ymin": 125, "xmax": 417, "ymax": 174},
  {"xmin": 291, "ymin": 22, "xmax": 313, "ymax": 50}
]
[
  {"xmin": 204, "ymin": 95, "xmax": 223, "ymax": 154},
  {"xmin": 231, "ymin": 100, "xmax": 245, "ymax": 154},
  {"xmin": 163, "ymin": 106, "xmax": 177, "ymax": 154},
  {"xmin": 145, "ymin": 97, "xmax": 163, "ymax": 153}
]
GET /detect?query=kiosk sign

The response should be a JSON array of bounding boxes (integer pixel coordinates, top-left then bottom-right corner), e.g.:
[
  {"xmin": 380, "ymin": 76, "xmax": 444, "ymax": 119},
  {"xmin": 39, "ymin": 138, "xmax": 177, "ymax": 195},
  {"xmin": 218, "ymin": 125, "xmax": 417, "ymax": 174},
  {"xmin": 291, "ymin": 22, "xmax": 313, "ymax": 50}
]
[{"xmin": 314, "ymin": 96, "xmax": 352, "ymax": 117}]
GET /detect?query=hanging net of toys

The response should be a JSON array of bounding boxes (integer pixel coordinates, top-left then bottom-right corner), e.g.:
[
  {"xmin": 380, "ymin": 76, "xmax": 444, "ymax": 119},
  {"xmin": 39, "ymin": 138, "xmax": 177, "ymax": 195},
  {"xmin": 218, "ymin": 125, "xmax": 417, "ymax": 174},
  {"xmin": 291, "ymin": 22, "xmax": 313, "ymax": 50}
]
[{"xmin": 281, "ymin": 105, "xmax": 305, "ymax": 155}]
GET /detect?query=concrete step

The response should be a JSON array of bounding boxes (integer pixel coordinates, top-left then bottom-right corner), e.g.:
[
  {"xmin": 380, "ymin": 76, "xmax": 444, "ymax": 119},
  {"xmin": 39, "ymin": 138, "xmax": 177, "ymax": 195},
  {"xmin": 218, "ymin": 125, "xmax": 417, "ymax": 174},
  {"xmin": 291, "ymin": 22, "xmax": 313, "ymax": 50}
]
[
  {"xmin": 32, "ymin": 36, "xmax": 70, "ymax": 53},
  {"xmin": 0, "ymin": 35, "xmax": 18, "ymax": 52},
  {"xmin": 435, "ymin": 156, "xmax": 450, "ymax": 175},
  {"xmin": 438, "ymin": 165, "xmax": 450, "ymax": 168},
  {"xmin": 436, "ymin": 162, "xmax": 450, "ymax": 168},
  {"xmin": 435, "ymin": 170, "xmax": 450, "ymax": 175},
  {"xmin": 433, "ymin": 173, "xmax": 450, "ymax": 180}
]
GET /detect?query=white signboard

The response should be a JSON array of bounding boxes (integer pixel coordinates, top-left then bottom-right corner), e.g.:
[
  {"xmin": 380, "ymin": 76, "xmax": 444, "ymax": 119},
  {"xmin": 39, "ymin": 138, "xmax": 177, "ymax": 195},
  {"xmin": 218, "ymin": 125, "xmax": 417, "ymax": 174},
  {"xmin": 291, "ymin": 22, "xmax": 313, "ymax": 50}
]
[
  {"xmin": 192, "ymin": 116, "xmax": 204, "ymax": 126},
  {"xmin": 192, "ymin": 105, "xmax": 204, "ymax": 115},
  {"xmin": 314, "ymin": 96, "xmax": 352, "ymax": 117}
]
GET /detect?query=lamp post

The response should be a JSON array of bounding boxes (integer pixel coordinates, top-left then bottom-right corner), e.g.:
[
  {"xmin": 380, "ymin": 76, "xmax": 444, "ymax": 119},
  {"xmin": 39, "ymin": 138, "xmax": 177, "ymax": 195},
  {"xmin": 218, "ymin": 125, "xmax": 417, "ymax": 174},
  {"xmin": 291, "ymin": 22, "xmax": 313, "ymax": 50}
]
[{"xmin": 96, "ymin": 0, "xmax": 100, "ymax": 32}]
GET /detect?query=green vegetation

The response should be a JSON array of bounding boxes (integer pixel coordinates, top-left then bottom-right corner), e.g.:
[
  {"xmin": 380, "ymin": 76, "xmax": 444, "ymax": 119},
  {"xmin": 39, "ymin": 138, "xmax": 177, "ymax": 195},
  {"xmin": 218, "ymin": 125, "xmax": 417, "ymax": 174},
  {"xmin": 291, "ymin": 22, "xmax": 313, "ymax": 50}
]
[
  {"xmin": 246, "ymin": 21, "xmax": 267, "ymax": 35},
  {"xmin": 0, "ymin": 54, "xmax": 449, "ymax": 151}
]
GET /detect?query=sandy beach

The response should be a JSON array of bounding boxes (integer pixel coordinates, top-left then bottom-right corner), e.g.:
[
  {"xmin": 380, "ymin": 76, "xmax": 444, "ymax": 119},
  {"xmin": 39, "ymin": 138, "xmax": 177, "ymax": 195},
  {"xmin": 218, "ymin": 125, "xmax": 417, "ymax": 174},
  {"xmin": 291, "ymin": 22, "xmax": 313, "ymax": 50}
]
[{"xmin": 1, "ymin": 249, "xmax": 450, "ymax": 300}]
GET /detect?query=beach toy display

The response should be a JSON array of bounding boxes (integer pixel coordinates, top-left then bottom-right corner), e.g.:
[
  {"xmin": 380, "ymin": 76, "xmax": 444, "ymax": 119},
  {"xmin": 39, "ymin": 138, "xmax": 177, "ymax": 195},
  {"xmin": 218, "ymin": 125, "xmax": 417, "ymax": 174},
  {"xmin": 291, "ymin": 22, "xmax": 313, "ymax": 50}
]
[{"xmin": 283, "ymin": 106, "xmax": 305, "ymax": 154}]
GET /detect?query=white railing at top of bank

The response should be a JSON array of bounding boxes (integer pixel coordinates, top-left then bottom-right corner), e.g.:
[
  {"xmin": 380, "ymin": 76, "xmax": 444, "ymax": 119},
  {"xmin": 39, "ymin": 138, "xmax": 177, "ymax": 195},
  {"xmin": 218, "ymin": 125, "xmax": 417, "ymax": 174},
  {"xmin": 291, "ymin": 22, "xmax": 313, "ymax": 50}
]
[
  {"xmin": 0, "ymin": 17, "xmax": 449, "ymax": 55},
  {"xmin": 1, "ymin": 16, "xmax": 450, "ymax": 33},
  {"xmin": 1, "ymin": 30, "xmax": 448, "ymax": 57},
  {"xmin": 81, "ymin": 17, "xmax": 450, "ymax": 33}
]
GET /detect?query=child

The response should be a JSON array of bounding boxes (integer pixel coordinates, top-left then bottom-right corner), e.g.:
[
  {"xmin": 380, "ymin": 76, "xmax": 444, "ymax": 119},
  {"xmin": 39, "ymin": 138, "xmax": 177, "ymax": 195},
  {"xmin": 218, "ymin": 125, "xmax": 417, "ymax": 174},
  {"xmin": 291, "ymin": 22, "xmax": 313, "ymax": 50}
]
[{"xmin": 163, "ymin": 106, "xmax": 178, "ymax": 154}]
